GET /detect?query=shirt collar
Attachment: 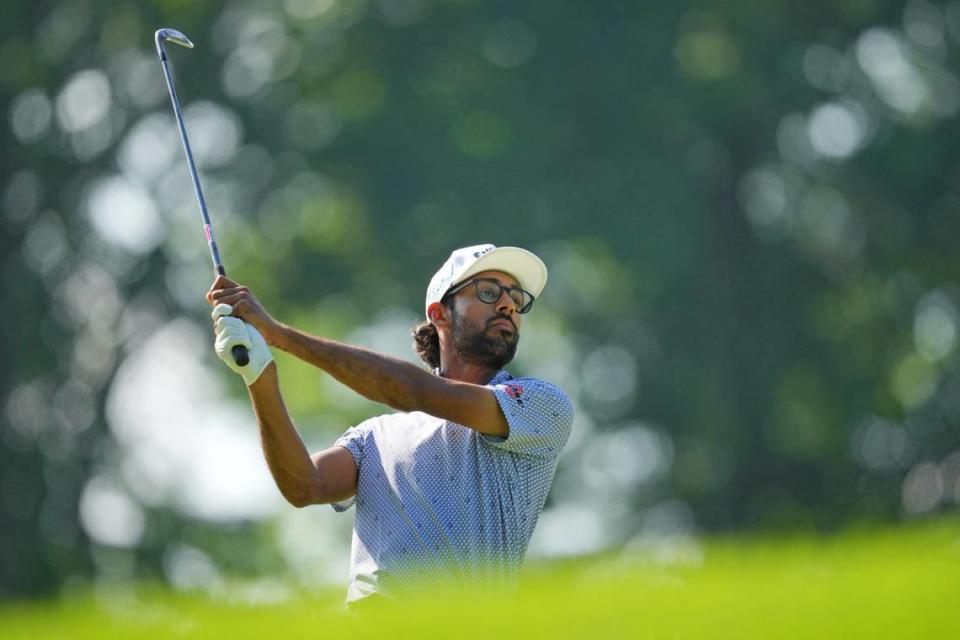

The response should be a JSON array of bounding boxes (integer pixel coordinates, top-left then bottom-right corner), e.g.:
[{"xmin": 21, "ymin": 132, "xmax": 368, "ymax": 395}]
[{"xmin": 432, "ymin": 368, "xmax": 513, "ymax": 385}]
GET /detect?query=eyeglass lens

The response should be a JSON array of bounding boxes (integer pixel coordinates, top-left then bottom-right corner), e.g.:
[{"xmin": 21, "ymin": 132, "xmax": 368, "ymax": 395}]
[{"xmin": 475, "ymin": 280, "xmax": 529, "ymax": 310}]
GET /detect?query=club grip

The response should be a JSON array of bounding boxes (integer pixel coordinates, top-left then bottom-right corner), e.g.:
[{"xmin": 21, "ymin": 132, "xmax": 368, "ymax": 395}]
[
  {"xmin": 215, "ymin": 266, "xmax": 248, "ymax": 366},
  {"xmin": 232, "ymin": 345, "xmax": 250, "ymax": 367}
]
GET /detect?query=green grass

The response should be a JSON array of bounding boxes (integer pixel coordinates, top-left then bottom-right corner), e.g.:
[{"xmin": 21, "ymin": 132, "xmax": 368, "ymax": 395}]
[{"xmin": 2, "ymin": 518, "xmax": 958, "ymax": 639}]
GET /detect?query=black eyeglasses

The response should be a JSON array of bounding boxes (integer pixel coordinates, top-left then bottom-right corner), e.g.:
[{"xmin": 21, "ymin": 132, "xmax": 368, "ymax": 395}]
[{"xmin": 444, "ymin": 278, "xmax": 536, "ymax": 314}]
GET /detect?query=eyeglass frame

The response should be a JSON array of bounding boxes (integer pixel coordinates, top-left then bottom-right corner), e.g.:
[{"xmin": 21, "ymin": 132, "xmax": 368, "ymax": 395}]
[{"xmin": 442, "ymin": 277, "xmax": 536, "ymax": 314}]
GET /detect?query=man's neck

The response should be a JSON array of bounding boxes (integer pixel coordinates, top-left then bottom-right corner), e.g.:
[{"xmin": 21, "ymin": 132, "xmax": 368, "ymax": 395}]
[{"xmin": 437, "ymin": 360, "xmax": 500, "ymax": 385}]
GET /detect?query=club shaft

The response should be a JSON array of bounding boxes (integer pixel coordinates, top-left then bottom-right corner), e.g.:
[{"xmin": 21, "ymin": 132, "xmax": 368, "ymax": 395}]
[
  {"xmin": 158, "ymin": 55, "xmax": 226, "ymax": 275},
  {"xmin": 157, "ymin": 32, "xmax": 248, "ymax": 367}
]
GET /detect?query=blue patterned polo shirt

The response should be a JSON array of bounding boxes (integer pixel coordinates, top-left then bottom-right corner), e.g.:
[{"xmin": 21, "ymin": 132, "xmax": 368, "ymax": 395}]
[{"xmin": 331, "ymin": 370, "xmax": 574, "ymax": 602}]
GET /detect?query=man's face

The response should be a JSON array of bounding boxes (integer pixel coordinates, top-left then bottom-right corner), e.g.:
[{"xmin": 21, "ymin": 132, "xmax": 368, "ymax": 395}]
[{"xmin": 448, "ymin": 270, "xmax": 523, "ymax": 370}]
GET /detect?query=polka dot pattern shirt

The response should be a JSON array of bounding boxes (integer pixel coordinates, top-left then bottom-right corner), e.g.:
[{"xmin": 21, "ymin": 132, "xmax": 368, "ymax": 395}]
[{"xmin": 332, "ymin": 370, "xmax": 574, "ymax": 602}]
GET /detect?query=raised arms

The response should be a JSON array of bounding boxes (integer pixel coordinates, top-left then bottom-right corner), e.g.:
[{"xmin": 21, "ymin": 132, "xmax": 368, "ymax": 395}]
[{"xmin": 208, "ymin": 275, "xmax": 510, "ymax": 438}]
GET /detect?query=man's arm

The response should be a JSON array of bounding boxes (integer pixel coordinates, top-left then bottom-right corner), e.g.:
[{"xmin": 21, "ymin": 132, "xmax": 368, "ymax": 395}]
[
  {"xmin": 271, "ymin": 324, "xmax": 509, "ymax": 437},
  {"xmin": 247, "ymin": 362, "xmax": 358, "ymax": 506},
  {"xmin": 208, "ymin": 276, "xmax": 509, "ymax": 437}
]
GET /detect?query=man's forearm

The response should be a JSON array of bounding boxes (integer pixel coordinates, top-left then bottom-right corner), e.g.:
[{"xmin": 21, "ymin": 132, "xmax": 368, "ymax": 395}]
[
  {"xmin": 268, "ymin": 323, "xmax": 432, "ymax": 412},
  {"xmin": 247, "ymin": 362, "xmax": 324, "ymax": 507}
]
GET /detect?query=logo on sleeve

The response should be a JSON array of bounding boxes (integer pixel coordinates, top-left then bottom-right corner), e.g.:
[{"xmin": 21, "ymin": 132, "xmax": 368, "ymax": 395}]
[{"xmin": 504, "ymin": 384, "xmax": 525, "ymax": 406}]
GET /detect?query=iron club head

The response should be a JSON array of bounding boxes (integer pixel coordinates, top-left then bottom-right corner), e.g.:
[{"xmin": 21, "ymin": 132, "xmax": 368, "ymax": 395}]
[{"xmin": 154, "ymin": 28, "xmax": 194, "ymax": 60}]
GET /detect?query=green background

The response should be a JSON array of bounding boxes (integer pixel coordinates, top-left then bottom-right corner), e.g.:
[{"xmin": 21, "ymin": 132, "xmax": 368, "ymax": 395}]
[{"xmin": 2, "ymin": 0, "xmax": 959, "ymax": 619}]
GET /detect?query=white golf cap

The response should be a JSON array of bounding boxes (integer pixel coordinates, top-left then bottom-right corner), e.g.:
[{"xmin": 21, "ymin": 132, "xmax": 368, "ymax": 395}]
[{"xmin": 424, "ymin": 244, "xmax": 548, "ymax": 317}]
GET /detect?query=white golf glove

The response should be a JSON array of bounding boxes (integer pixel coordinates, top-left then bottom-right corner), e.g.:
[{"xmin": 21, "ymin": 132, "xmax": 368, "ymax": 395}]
[{"xmin": 211, "ymin": 303, "xmax": 273, "ymax": 386}]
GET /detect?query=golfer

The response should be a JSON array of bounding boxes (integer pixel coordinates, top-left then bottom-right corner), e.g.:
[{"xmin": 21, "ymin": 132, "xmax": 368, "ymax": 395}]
[{"xmin": 206, "ymin": 244, "xmax": 574, "ymax": 604}]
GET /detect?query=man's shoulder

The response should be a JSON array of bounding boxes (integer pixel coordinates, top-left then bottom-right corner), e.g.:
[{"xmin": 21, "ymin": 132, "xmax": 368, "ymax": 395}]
[
  {"xmin": 488, "ymin": 371, "xmax": 572, "ymax": 401},
  {"xmin": 487, "ymin": 372, "xmax": 575, "ymax": 427}
]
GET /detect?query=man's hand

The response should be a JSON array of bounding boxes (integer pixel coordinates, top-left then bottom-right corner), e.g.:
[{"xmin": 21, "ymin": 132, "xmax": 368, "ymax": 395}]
[
  {"xmin": 207, "ymin": 275, "xmax": 280, "ymax": 345},
  {"xmin": 212, "ymin": 303, "xmax": 273, "ymax": 386}
]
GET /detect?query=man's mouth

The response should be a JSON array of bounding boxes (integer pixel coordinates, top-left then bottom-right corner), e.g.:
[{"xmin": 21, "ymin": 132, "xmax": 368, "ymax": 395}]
[{"xmin": 488, "ymin": 318, "xmax": 516, "ymax": 334}]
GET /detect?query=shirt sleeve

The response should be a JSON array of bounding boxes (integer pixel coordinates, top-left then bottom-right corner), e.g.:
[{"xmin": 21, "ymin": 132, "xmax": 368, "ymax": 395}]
[
  {"xmin": 330, "ymin": 420, "xmax": 371, "ymax": 512},
  {"xmin": 483, "ymin": 377, "xmax": 574, "ymax": 460}
]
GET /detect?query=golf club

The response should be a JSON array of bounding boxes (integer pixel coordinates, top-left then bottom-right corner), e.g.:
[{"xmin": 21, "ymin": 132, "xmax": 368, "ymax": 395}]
[{"xmin": 154, "ymin": 27, "xmax": 249, "ymax": 367}]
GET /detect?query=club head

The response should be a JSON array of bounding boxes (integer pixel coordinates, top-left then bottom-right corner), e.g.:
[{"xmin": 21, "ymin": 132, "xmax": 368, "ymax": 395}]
[{"xmin": 155, "ymin": 28, "xmax": 194, "ymax": 60}]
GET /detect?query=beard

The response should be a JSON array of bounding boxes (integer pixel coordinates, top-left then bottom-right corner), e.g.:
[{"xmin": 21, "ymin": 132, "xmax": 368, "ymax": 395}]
[{"xmin": 451, "ymin": 308, "xmax": 518, "ymax": 370}]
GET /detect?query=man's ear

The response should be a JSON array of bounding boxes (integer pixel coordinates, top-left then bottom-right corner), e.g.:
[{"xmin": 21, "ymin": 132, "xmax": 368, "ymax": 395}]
[{"xmin": 427, "ymin": 302, "xmax": 449, "ymax": 325}]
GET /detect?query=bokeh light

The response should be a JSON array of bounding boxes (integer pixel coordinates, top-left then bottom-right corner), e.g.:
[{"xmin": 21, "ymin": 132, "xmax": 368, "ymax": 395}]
[
  {"xmin": 55, "ymin": 69, "xmax": 112, "ymax": 133},
  {"xmin": 482, "ymin": 20, "xmax": 537, "ymax": 68},
  {"xmin": 9, "ymin": 89, "xmax": 53, "ymax": 143},
  {"xmin": 85, "ymin": 176, "xmax": 165, "ymax": 254}
]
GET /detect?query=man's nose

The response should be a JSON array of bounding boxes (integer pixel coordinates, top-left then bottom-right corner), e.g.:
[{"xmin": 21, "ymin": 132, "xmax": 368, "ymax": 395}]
[{"xmin": 495, "ymin": 291, "xmax": 517, "ymax": 315}]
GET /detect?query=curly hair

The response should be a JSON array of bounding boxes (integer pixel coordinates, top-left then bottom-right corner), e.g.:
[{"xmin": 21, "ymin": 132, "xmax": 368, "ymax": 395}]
[{"xmin": 412, "ymin": 320, "xmax": 441, "ymax": 369}]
